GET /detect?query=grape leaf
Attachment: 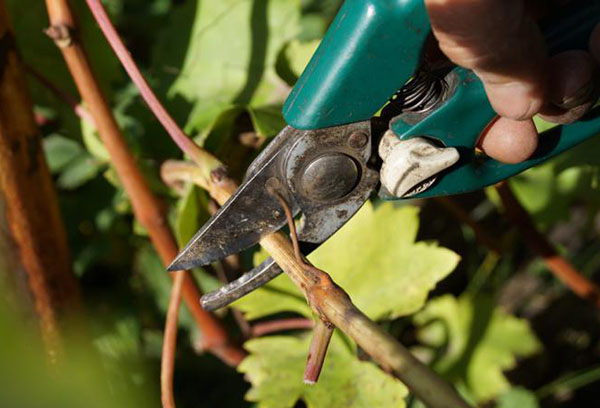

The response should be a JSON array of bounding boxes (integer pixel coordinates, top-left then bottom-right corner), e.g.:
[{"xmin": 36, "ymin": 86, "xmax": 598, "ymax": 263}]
[
  {"xmin": 414, "ymin": 295, "xmax": 541, "ymax": 402},
  {"xmin": 239, "ymin": 333, "xmax": 408, "ymax": 408},
  {"xmin": 234, "ymin": 202, "xmax": 460, "ymax": 321},
  {"xmin": 170, "ymin": 0, "xmax": 300, "ymax": 133},
  {"xmin": 275, "ymin": 39, "xmax": 320, "ymax": 85}
]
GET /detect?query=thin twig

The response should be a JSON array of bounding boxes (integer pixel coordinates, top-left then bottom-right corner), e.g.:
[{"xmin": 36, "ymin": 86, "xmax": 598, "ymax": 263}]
[
  {"xmin": 84, "ymin": 0, "xmax": 217, "ymax": 171},
  {"xmin": 250, "ymin": 318, "xmax": 313, "ymax": 337},
  {"xmin": 434, "ymin": 197, "xmax": 502, "ymax": 254},
  {"xmin": 24, "ymin": 64, "xmax": 94, "ymax": 124},
  {"xmin": 161, "ymin": 270, "xmax": 185, "ymax": 408},
  {"xmin": 304, "ymin": 320, "xmax": 334, "ymax": 384},
  {"xmin": 496, "ymin": 181, "xmax": 600, "ymax": 305},
  {"xmin": 273, "ymin": 191, "xmax": 334, "ymax": 384}
]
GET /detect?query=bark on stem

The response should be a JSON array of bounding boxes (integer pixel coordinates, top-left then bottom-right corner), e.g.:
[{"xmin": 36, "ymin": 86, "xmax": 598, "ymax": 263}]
[
  {"xmin": 304, "ymin": 320, "xmax": 334, "ymax": 384},
  {"xmin": 0, "ymin": 0, "xmax": 81, "ymax": 359},
  {"xmin": 43, "ymin": 0, "xmax": 244, "ymax": 366},
  {"xmin": 251, "ymin": 318, "xmax": 314, "ymax": 337},
  {"xmin": 161, "ymin": 270, "xmax": 185, "ymax": 408}
]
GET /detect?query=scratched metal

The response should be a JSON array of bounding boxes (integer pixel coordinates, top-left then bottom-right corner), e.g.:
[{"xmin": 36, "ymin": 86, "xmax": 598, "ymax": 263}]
[
  {"xmin": 196, "ymin": 121, "xmax": 379, "ymax": 309},
  {"xmin": 168, "ymin": 121, "xmax": 376, "ymax": 272}
]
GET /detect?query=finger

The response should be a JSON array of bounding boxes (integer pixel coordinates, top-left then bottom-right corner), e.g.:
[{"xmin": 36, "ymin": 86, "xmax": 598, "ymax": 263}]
[
  {"xmin": 425, "ymin": 0, "xmax": 546, "ymax": 120},
  {"xmin": 478, "ymin": 117, "xmax": 538, "ymax": 164},
  {"xmin": 539, "ymin": 50, "xmax": 599, "ymax": 124}
]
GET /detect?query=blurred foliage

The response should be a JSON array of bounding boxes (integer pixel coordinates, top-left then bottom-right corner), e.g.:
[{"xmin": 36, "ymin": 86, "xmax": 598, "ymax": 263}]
[
  {"xmin": 3, "ymin": 0, "xmax": 600, "ymax": 407},
  {"xmin": 414, "ymin": 294, "xmax": 541, "ymax": 402}
]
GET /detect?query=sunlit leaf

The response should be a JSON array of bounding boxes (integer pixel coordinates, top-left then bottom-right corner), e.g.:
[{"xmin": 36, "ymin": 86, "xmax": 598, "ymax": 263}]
[
  {"xmin": 234, "ymin": 202, "xmax": 460, "ymax": 321},
  {"xmin": 239, "ymin": 333, "xmax": 407, "ymax": 408},
  {"xmin": 171, "ymin": 0, "xmax": 300, "ymax": 133}
]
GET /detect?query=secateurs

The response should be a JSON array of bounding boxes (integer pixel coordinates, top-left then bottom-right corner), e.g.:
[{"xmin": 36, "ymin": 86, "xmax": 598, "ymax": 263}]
[{"xmin": 169, "ymin": 0, "xmax": 600, "ymax": 310}]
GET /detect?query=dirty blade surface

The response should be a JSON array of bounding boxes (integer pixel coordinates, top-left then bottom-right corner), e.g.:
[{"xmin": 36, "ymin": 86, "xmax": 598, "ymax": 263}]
[{"xmin": 167, "ymin": 127, "xmax": 302, "ymax": 271}]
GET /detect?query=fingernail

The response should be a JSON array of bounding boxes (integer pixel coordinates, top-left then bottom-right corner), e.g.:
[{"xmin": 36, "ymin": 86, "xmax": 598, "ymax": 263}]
[
  {"xmin": 479, "ymin": 117, "xmax": 538, "ymax": 164},
  {"xmin": 485, "ymin": 81, "xmax": 542, "ymax": 120}
]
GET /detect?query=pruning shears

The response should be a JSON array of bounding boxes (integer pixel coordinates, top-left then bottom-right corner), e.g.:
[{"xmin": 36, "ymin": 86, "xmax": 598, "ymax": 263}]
[{"xmin": 169, "ymin": 0, "xmax": 600, "ymax": 310}]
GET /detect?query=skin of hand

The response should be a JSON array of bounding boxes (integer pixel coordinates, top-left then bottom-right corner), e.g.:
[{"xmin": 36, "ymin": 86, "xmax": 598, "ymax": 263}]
[{"xmin": 424, "ymin": 0, "xmax": 600, "ymax": 164}]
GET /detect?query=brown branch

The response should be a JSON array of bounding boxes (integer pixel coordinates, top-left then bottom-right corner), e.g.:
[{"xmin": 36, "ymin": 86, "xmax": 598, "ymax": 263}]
[
  {"xmin": 496, "ymin": 181, "xmax": 600, "ymax": 305},
  {"xmin": 250, "ymin": 318, "xmax": 314, "ymax": 337},
  {"xmin": 43, "ymin": 0, "xmax": 245, "ymax": 370},
  {"xmin": 161, "ymin": 270, "xmax": 185, "ymax": 408},
  {"xmin": 0, "ymin": 0, "xmax": 81, "ymax": 360},
  {"xmin": 24, "ymin": 64, "xmax": 94, "ymax": 124},
  {"xmin": 434, "ymin": 197, "xmax": 502, "ymax": 254},
  {"xmin": 273, "ymin": 191, "xmax": 334, "ymax": 384},
  {"xmin": 84, "ymin": 0, "xmax": 217, "ymax": 170},
  {"xmin": 304, "ymin": 319, "xmax": 334, "ymax": 384},
  {"xmin": 259, "ymin": 230, "xmax": 471, "ymax": 408}
]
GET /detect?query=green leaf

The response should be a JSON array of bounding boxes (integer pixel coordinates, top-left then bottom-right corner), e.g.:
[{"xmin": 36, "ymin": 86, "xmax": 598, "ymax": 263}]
[
  {"xmin": 56, "ymin": 155, "xmax": 103, "ymax": 190},
  {"xmin": 171, "ymin": 0, "xmax": 300, "ymax": 132},
  {"xmin": 234, "ymin": 273, "xmax": 310, "ymax": 319},
  {"xmin": 175, "ymin": 185, "xmax": 202, "ymax": 248},
  {"xmin": 501, "ymin": 135, "xmax": 600, "ymax": 228},
  {"xmin": 239, "ymin": 333, "xmax": 407, "ymax": 408},
  {"xmin": 81, "ymin": 116, "xmax": 111, "ymax": 163},
  {"xmin": 496, "ymin": 387, "xmax": 539, "ymax": 408},
  {"xmin": 234, "ymin": 202, "xmax": 460, "ymax": 321},
  {"xmin": 43, "ymin": 134, "xmax": 83, "ymax": 173},
  {"xmin": 275, "ymin": 39, "xmax": 320, "ymax": 85},
  {"xmin": 414, "ymin": 295, "xmax": 542, "ymax": 402},
  {"xmin": 248, "ymin": 105, "xmax": 287, "ymax": 138}
]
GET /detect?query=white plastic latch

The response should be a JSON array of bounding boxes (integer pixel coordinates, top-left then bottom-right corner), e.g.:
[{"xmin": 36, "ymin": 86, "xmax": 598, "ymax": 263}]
[{"xmin": 379, "ymin": 131, "xmax": 459, "ymax": 198}]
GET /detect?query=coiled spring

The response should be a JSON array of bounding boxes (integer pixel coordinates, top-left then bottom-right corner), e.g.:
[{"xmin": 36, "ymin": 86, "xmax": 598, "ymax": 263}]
[{"xmin": 393, "ymin": 68, "xmax": 447, "ymax": 113}]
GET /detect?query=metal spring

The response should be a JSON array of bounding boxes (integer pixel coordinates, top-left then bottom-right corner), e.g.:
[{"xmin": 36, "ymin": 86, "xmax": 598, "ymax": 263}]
[{"xmin": 393, "ymin": 69, "xmax": 447, "ymax": 113}]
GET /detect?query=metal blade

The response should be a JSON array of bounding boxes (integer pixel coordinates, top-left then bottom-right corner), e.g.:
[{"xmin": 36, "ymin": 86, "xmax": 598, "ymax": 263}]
[
  {"xmin": 168, "ymin": 120, "xmax": 376, "ymax": 272},
  {"xmin": 168, "ymin": 127, "xmax": 303, "ymax": 271},
  {"xmin": 199, "ymin": 166, "xmax": 378, "ymax": 311},
  {"xmin": 200, "ymin": 242, "xmax": 318, "ymax": 311}
]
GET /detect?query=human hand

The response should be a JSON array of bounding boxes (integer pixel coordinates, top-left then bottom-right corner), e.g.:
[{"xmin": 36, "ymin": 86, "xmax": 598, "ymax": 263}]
[{"xmin": 425, "ymin": 0, "xmax": 600, "ymax": 164}]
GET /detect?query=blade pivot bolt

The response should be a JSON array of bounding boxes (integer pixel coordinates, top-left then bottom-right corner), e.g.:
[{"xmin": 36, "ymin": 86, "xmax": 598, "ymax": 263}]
[
  {"xmin": 348, "ymin": 131, "xmax": 369, "ymax": 149},
  {"xmin": 301, "ymin": 153, "xmax": 359, "ymax": 202}
]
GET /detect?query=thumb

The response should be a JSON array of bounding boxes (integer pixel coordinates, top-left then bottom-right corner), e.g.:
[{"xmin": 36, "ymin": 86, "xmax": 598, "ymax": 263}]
[{"xmin": 425, "ymin": 0, "xmax": 546, "ymax": 120}]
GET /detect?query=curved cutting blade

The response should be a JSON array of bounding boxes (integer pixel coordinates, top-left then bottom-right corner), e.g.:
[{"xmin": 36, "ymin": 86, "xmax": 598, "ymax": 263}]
[{"xmin": 167, "ymin": 127, "xmax": 302, "ymax": 271}]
